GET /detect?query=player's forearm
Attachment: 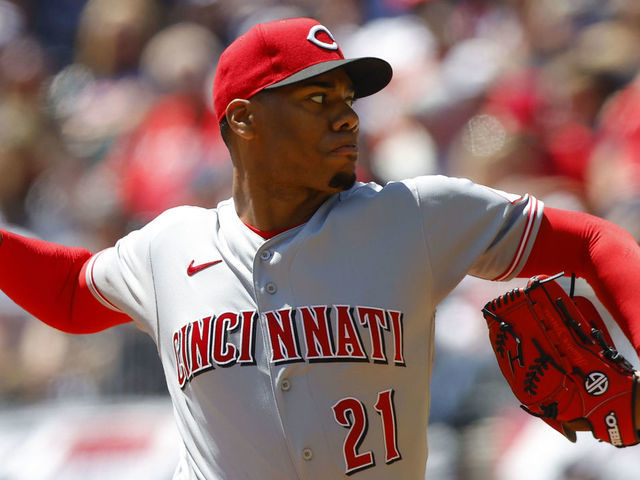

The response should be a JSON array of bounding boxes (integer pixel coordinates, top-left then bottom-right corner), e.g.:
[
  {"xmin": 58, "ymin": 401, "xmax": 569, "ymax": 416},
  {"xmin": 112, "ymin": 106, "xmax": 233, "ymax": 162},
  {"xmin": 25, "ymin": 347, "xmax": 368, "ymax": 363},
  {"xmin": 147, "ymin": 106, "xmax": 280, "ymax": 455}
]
[
  {"xmin": 0, "ymin": 230, "xmax": 131, "ymax": 333},
  {"xmin": 520, "ymin": 207, "xmax": 640, "ymax": 354}
]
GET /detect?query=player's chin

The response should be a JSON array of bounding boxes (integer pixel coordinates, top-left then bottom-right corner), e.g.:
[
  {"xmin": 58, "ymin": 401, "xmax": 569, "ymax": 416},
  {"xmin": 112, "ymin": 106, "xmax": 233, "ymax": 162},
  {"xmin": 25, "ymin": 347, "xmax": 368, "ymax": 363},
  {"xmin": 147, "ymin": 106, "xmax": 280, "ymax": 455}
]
[{"xmin": 328, "ymin": 171, "xmax": 357, "ymax": 191}]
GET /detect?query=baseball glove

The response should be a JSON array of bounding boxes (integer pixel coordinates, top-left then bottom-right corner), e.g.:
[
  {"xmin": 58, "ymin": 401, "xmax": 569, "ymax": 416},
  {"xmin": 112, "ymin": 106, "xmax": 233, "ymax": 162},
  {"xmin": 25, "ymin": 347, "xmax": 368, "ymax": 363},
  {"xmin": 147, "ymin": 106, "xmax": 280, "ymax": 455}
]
[{"xmin": 482, "ymin": 273, "xmax": 640, "ymax": 446}]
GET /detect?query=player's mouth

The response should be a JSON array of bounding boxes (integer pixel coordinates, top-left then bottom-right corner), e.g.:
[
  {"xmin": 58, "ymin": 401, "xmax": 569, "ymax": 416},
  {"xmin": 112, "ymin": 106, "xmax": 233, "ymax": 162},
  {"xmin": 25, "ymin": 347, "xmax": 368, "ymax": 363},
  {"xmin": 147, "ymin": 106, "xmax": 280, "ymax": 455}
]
[{"xmin": 330, "ymin": 144, "xmax": 358, "ymax": 155}]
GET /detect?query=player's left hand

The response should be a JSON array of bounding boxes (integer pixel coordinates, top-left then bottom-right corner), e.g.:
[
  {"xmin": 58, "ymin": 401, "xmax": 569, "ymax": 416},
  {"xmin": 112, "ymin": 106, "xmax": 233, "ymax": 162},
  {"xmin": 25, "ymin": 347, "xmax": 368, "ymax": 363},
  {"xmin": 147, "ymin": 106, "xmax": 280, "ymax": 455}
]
[{"xmin": 482, "ymin": 274, "xmax": 640, "ymax": 447}]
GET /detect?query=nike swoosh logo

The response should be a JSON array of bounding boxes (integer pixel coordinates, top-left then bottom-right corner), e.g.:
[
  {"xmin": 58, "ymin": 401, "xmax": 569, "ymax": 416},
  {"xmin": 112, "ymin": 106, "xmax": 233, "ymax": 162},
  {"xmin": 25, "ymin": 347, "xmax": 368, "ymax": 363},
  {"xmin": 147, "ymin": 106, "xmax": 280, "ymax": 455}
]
[{"xmin": 187, "ymin": 259, "xmax": 222, "ymax": 276}]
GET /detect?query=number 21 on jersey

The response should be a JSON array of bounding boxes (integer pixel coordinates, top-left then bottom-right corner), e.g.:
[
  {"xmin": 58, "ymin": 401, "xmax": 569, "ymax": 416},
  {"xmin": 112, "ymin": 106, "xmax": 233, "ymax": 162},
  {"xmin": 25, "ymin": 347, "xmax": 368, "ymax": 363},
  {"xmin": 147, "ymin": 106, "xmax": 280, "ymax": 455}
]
[{"xmin": 332, "ymin": 388, "xmax": 401, "ymax": 475}]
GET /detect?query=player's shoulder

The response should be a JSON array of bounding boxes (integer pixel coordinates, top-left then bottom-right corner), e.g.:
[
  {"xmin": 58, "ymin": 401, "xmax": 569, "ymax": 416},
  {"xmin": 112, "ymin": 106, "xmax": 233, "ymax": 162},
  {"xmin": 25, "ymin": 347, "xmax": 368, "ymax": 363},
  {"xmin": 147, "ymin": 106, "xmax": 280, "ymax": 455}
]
[
  {"xmin": 145, "ymin": 205, "xmax": 219, "ymax": 229},
  {"xmin": 398, "ymin": 175, "xmax": 526, "ymax": 204},
  {"xmin": 331, "ymin": 179, "xmax": 427, "ymax": 219},
  {"xmin": 404, "ymin": 174, "xmax": 479, "ymax": 196},
  {"xmin": 339, "ymin": 175, "xmax": 472, "ymax": 202},
  {"xmin": 122, "ymin": 205, "xmax": 220, "ymax": 248},
  {"xmin": 338, "ymin": 175, "xmax": 528, "ymax": 210}
]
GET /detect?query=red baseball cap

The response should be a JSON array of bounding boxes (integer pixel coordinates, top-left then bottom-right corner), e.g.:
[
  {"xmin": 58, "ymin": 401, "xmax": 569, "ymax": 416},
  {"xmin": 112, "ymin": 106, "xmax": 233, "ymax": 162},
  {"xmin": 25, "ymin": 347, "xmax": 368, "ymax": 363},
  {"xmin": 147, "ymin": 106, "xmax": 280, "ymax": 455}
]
[{"xmin": 213, "ymin": 17, "xmax": 393, "ymax": 122}]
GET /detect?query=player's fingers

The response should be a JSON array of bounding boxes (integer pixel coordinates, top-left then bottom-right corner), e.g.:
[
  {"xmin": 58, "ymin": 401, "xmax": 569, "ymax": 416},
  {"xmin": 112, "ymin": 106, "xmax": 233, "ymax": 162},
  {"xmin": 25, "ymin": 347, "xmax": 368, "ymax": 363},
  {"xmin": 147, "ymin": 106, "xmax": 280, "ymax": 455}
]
[
  {"xmin": 560, "ymin": 418, "xmax": 591, "ymax": 443},
  {"xmin": 561, "ymin": 418, "xmax": 591, "ymax": 432}
]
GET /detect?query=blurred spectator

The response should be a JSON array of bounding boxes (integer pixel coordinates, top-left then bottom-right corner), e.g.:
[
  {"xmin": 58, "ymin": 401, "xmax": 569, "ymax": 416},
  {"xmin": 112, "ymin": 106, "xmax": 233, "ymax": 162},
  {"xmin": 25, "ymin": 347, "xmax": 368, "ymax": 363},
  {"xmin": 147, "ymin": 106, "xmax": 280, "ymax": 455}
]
[
  {"xmin": 75, "ymin": 0, "xmax": 159, "ymax": 77},
  {"xmin": 18, "ymin": 0, "xmax": 87, "ymax": 69},
  {"xmin": 0, "ymin": 1, "xmax": 24, "ymax": 49},
  {"xmin": 105, "ymin": 21, "xmax": 231, "ymax": 223},
  {"xmin": 0, "ymin": 32, "xmax": 60, "ymax": 227},
  {"xmin": 25, "ymin": 0, "xmax": 162, "ymax": 247},
  {"xmin": 586, "ymin": 77, "xmax": 640, "ymax": 238}
]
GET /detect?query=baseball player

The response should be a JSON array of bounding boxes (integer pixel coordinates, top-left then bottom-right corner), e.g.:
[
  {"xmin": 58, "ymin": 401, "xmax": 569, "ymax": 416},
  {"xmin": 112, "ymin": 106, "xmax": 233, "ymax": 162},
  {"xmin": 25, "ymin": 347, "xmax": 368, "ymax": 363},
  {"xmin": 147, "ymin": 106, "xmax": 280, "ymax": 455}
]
[{"xmin": 1, "ymin": 17, "xmax": 640, "ymax": 479}]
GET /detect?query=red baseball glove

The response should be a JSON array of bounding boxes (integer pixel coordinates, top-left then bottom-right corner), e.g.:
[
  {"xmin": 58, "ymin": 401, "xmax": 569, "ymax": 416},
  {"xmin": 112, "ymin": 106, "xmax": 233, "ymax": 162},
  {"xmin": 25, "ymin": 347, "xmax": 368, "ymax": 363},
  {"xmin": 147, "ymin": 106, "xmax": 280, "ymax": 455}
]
[{"xmin": 482, "ymin": 273, "xmax": 640, "ymax": 446}]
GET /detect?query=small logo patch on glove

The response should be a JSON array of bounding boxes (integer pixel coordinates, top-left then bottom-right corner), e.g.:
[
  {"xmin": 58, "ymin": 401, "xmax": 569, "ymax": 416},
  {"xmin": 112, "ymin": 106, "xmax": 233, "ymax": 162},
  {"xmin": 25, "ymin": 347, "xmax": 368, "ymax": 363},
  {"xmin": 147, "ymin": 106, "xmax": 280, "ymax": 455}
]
[
  {"xmin": 606, "ymin": 411, "xmax": 622, "ymax": 446},
  {"xmin": 584, "ymin": 371, "xmax": 609, "ymax": 396}
]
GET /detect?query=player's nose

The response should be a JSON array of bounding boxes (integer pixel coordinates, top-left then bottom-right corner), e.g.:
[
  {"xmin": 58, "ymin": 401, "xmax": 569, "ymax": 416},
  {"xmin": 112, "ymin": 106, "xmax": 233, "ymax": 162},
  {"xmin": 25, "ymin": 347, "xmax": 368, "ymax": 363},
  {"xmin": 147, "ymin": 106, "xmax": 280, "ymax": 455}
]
[{"xmin": 331, "ymin": 103, "xmax": 359, "ymax": 133}]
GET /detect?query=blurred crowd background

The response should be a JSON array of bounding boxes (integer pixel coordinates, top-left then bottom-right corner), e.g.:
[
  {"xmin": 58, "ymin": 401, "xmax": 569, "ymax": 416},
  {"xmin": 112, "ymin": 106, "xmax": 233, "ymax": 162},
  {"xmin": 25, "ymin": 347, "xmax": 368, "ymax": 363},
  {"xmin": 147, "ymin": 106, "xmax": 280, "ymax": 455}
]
[{"xmin": 2, "ymin": 0, "xmax": 640, "ymax": 478}]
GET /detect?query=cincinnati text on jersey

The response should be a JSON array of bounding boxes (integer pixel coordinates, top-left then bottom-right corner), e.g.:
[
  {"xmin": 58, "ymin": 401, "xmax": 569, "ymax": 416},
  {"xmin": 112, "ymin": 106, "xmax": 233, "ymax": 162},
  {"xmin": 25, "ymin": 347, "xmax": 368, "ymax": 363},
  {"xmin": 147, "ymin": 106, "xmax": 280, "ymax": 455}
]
[{"xmin": 172, "ymin": 305, "xmax": 405, "ymax": 388}]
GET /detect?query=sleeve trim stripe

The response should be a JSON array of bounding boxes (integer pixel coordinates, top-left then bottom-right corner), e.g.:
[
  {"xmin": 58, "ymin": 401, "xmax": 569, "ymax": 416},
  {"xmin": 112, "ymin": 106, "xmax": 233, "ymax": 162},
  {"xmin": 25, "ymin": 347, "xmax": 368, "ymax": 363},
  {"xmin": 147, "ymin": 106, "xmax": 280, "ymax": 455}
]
[
  {"xmin": 493, "ymin": 195, "xmax": 539, "ymax": 281},
  {"xmin": 85, "ymin": 252, "xmax": 123, "ymax": 313}
]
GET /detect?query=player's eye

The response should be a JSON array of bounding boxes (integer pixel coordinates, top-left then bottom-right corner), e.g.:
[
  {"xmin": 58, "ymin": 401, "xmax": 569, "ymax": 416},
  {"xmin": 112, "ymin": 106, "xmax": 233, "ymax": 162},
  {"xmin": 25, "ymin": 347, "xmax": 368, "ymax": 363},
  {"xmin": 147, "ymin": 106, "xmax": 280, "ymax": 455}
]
[
  {"xmin": 308, "ymin": 93, "xmax": 355, "ymax": 107},
  {"xmin": 309, "ymin": 94, "xmax": 325, "ymax": 104}
]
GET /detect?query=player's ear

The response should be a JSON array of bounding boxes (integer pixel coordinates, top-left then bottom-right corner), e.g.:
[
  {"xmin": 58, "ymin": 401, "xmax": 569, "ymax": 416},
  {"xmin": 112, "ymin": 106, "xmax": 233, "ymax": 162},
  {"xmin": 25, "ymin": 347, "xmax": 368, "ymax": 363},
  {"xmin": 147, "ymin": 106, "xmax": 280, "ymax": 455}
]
[{"xmin": 225, "ymin": 99, "xmax": 254, "ymax": 140}]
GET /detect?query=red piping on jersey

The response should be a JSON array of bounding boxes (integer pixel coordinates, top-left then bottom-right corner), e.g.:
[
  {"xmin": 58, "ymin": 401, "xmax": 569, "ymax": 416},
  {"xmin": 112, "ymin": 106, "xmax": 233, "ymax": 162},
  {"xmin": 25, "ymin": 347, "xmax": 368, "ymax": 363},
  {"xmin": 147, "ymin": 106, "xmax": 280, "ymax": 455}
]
[
  {"xmin": 494, "ymin": 195, "xmax": 539, "ymax": 281},
  {"xmin": 86, "ymin": 251, "xmax": 123, "ymax": 312}
]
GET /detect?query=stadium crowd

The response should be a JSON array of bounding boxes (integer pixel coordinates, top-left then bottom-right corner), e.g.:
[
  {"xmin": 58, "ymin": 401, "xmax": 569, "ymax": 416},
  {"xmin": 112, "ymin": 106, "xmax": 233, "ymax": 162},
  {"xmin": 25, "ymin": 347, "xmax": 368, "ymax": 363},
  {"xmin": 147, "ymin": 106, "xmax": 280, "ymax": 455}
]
[{"xmin": 1, "ymin": 0, "xmax": 640, "ymax": 478}]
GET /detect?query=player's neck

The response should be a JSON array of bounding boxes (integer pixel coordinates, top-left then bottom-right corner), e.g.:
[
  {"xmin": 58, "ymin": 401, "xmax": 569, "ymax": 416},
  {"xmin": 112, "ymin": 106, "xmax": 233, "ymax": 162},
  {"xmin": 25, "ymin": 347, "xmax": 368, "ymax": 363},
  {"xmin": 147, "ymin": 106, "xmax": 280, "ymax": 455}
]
[{"xmin": 232, "ymin": 171, "xmax": 330, "ymax": 233}]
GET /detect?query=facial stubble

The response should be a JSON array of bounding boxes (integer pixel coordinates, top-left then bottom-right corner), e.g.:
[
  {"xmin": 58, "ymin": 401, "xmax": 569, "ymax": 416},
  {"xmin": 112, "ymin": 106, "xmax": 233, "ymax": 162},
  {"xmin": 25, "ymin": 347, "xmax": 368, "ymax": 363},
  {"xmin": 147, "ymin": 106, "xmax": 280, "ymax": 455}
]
[{"xmin": 328, "ymin": 171, "xmax": 357, "ymax": 191}]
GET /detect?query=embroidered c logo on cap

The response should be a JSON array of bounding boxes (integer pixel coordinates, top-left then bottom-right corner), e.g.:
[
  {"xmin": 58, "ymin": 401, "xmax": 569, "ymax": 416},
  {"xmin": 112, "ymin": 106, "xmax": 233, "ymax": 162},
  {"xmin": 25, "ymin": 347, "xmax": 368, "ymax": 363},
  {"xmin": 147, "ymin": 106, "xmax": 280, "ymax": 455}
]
[{"xmin": 307, "ymin": 24, "xmax": 338, "ymax": 51}]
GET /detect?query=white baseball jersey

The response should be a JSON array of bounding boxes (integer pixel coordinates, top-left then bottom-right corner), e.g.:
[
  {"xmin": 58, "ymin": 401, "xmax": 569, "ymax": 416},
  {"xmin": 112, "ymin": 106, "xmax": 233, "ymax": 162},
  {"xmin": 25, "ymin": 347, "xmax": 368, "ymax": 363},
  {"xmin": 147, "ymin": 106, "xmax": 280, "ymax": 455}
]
[{"xmin": 86, "ymin": 175, "xmax": 543, "ymax": 479}]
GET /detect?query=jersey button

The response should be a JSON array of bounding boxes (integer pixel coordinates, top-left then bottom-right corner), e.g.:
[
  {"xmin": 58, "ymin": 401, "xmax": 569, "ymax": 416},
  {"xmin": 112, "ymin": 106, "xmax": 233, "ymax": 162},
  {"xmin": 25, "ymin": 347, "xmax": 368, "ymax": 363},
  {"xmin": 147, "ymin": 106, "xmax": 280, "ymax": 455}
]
[
  {"xmin": 302, "ymin": 448, "xmax": 313, "ymax": 461},
  {"xmin": 265, "ymin": 282, "xmax": 277, "ymax": 294},
  {"xmin": 260, "ymin": 250, "xmax": 272, "ymax": 261},
  {"xmin": 281, "ymin": 379, "xmax": 291, "ymax": 391}
]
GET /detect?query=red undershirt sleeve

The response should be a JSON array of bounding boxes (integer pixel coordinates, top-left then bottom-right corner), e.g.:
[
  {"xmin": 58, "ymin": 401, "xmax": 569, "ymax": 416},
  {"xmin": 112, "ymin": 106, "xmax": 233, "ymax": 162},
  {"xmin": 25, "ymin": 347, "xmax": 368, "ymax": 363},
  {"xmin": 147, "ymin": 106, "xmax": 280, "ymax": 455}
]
[
  {"xmin": 519, "ymin": 207, "xmax": 640, "ymax": 355},
  {"xmin": 0, "ymin": 230, "xmax": 132, "ymax": 334}
]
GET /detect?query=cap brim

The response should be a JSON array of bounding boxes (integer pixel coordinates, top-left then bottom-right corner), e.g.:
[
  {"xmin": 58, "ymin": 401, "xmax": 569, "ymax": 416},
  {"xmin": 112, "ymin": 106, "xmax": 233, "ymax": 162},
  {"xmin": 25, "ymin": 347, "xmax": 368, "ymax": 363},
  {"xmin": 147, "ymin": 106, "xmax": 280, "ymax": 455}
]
[{"xmin": 264, "ymin": 57, "xmax": 393, "ymax": 98}]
